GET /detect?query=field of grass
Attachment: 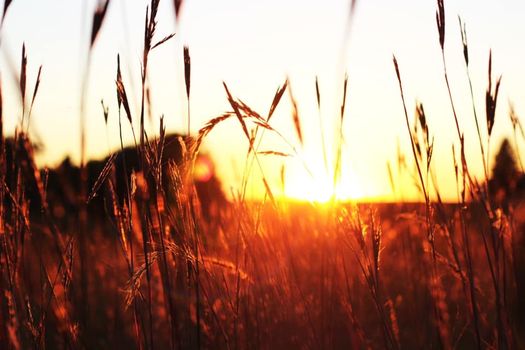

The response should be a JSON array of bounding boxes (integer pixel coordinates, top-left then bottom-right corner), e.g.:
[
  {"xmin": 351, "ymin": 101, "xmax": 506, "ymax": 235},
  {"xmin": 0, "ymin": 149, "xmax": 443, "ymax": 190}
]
[{"xmin": 1, "ymin": 0, "xmax": 525, "ymax": 349}]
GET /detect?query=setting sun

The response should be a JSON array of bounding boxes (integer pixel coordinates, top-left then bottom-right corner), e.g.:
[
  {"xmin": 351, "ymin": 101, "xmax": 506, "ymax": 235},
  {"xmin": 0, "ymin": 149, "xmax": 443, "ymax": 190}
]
[{"xmin": 284, "ymin": 169, "xmax": 364, "ymax": 202}]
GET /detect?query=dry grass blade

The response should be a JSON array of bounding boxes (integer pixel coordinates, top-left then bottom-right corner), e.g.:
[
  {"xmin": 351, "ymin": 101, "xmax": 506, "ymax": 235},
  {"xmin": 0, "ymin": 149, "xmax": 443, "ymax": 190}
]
[
  {"xmin": 184, "ymin": 46, "xmax": 191, "ymax": 135},
  {"xmin": 387, "ymin": 161, "xmax": 395, "ymax": 194},
  {"xmin": 26, "ymin": 64, "xmax": 42, "ymax": 131},
  {"xmin": 341, "ymin": 73, "xmax": 349, "ymax": 121},
  {"xmin": 151, "ymin": 33, "xmax": 176, "ymax": 50},
  {"xmin": 28, "ymin": 65, "xmax": 42, "ymax": 114},
  {"xmin": 396, "ymin": 138, "xmax": 406, "ymax": 172},
  {"xmin": 250, "ymin": 120, "xmax": 293, "ymax": 148},
  {"xmin": 452, "ymin": 144, "xmax": 458, "ymax": 182},
  {"xmin": 350, "ymin": 0, "xmax": 357, "ymax": 16},
  {"xmin": 101, "ymin": 99, "xmax": 109, "ymax": 124},
  {"xmin": 2, "ymin": 181, "xmax": 31, "ymax": 230},
  {"xmin": 150, "ymin": 0, "xmax": 160, "ymax": 24},
  {"xmin": 415, "ymin": 103, "xmax": 435, "ymax": 171},
  {"xmin": 88, "ymin": 153, "xmax": 117, "ymax": 202},
  {"xmin": 267, "ymin": 79, "xmax": 288, "ymax": 121},
  {"xmin": 173, "ymin": 0, "xmax": 184, "ymax": 19},
  {"xmin": 223, "ymin": 82, "xmax": 251, "ymax": 146},
  {"xmin": 371, "ymin": 212, "xmax": 382, "ymax": 281},
  {"xmin": 124, "ymin": 251, "xmax": 158, "ymax": 308},
  {"xmin": 145, "ymin": 83, "xmax": 152, "ymax": 122},
  {"xmin": 416, "ymin": 102, "xmax": 429, "ymax": 146},
  {"xmin": 183, "ymin": 46, "xmax": 191, "ymax": 99},
  {"xmin": 393, "ymin": 55, "xmax": 401, "ymax": 85},
  {"xmin": 142, "ymin": 1, "xmax": 160, "ymax": 72},
  {"xmin": 280, "ymin": 164, "xmax": 285, "ymax": 190},
  {"xmin": 159, "ymin": 114, "xmax": 165, "ymax": 144},
  {"xmin": 116, "ymin": 54, "xmax": 133, "ymax": 124},
  {"xmin": 20, "ymin": 43, "xmax": 27, "ymax": 109},
  {"xmin": 347, "ymin": 0, "xmax": 358, "ymax": 29},
  {"xmin": 262, "ymin": 177, "xmax": 275, "ymax": 204},
  {"xmin": 145, "ymin": 0, "xmax": 160, "ymax": 54},
  {"xmin": 288, "ymin": 82, "xmax": 303, "ymax": 145},
  {"xmin": 485, "ymin": 51, "xmax": 502, "ymax": 137},
  {"xmin": 143, "ymin": 8, "xmax": 150, "ymax": 70},
  {"xmin": 436, "ymin": 0, "xmax": 445, "ymax": 50},
  {"xmin": 236, "ymin": 98, "xmax": 263, "ymax": 121},
  {"xmin": 190, "ymin": 112, "xmax": 234, "ymax": 156},
  {"xmin": 19, "ymin": 135, "xmax": 47, "ymax": 206},
  {"xmin": 257, "ymin": 150, "xmax": 291, "ymax": 157},
  {"xmin": 333, "ymin": 73, "xmax": 349, "ymax": 189},
  {"xmin": 412, "ymin": 131, "xmax": 422, "ymax": 162},
  {"xmin": 198, "ymin": 113, "xmax": 234, "ymax": 140},
  {"xmin": 392, "ymin": 54, "xmax": 428, "ymax": 201},
  {"xmin": 458, "ymin": 16, "xmax": 468, "ymax": 66},
  {"xmin": 91, "ymin": 0, "xmax": 111, "ymax": 47},
  {"xmin": 2, "ymin": 0, "xmax": 12, "ymax": 25},
  {"xmin": 508, "ymin": 102, "xmax": 525, "ymax": 173},
  {"xmin": 386, "ymin": 299, "xmax": 401, "ymax": 347},
  {"xmin": 509, "ymin": 102, "xmax": 525, "ymax": 140},
  {"xmin": 252, "ymin": 120, "xmax": 273, "ymax": 130},
  {"xmin": 315, "ymin": 76, "xmax": 321, "ymax": 110},
  {"xmin": 202, "ymin": 257, "xmax": 250, "ymax": 281},
  {"xmin": 106, "ymin": 180, "xmax": 129, "ymax": 255}
]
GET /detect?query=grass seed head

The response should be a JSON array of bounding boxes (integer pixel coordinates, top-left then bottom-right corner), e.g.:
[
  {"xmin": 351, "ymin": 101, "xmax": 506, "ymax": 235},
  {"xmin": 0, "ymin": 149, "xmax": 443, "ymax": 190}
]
[
  {"xmin": 267, "ymin": 79, "xmax": 287, "ymax": 122},
  {"xmin": 436, "ymin": 0, "xmax": 445, "ymax": 50},
  {"xmin": 101, "ymin": 99, "xmax": 109, "ymax": 124},
  {"xmin": 288, "ymin": 81, "xmax": 303, "ymax": 145},
  {"xmin": 1, "ymin": 0, "xmax": 12, "ymax": 26},
  {"xmin": 116, "ymin": 54, "xmax": 133, "ymax": 125},
  {"xmin": 485, "ymin": 50, "xmax": 502, "ymax": 137},
  {"xmin": 315, "ymin": 76, "xmax": 321, "ymax": 110},
  {"xmin": 91, "ymin": 0, "xmax": 111, "ymax": 48},
  {"xmin": 458, "ymin": 17, "xmax": 469, "ymax": 66},
  {"xmin": 184, "ymin": 46, "xmax": 191, "ymax": 99},
  {"xmin": 20, "ymin": 43, "xmax": 27, "ymax": 109},
  {"xmin": 29, "ymin": 65, "xmax": 42, "ymax": 111},
  {"xmin": 173, "ymin": 0, "xmax": 184, "ymax": 19}
]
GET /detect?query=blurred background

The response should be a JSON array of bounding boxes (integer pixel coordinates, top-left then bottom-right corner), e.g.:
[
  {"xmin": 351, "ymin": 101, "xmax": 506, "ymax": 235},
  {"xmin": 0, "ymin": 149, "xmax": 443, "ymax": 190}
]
[{"xmin": 1, "ymin": 0, "xmax": 524, "ymax": 201}]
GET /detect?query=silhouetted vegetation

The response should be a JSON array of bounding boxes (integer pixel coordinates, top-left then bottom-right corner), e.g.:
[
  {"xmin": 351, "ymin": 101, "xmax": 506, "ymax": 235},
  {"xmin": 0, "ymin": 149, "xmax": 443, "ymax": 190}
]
[
  {"xmin": 489, "ymin": 138, "xmax": 525, "ymax": 210},
  {"xmin": 0, "ymin": 0, "xmax": 524, "ymax": 349}
]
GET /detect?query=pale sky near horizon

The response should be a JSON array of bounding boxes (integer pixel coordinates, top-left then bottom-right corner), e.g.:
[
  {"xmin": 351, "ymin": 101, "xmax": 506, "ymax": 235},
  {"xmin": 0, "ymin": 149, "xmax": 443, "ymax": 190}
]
[{"xmin": 1, "ymin": 0, "xmax": 524, "ymax": 201}]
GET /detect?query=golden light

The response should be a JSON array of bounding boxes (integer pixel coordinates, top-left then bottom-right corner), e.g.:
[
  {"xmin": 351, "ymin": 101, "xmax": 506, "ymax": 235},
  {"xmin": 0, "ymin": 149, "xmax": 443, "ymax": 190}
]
[
  {"xmin": 284, "ymin": 169, "xmax": 365, "ymax": 203},
  {"xmin": 194, "ymin": 155, "xmax": 214, "ymax": 182}
]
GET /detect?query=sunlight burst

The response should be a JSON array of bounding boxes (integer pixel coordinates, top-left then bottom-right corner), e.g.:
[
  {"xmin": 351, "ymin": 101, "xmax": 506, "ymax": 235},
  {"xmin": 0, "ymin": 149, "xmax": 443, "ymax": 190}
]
[{"xmin": 284, "ymin": 170, "xmax": 364, "ymax": 203}]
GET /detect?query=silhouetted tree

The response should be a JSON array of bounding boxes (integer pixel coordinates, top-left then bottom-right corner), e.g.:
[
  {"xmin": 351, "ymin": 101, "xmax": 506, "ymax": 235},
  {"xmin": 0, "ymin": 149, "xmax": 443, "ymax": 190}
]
[
  {"xmin": 489, "ymin": 138, "xmax": 520, "ymax": 209},
  {"xmin": 489, "ymin": 139, "xmax": 525, "ymax": 327},
  {"xmin": 2, "ymin": 134, "xmax": 226, "ymax": 225},
  {"xmin": 492, "ymin": 139, "xmax": 518, "ymax": 185}
]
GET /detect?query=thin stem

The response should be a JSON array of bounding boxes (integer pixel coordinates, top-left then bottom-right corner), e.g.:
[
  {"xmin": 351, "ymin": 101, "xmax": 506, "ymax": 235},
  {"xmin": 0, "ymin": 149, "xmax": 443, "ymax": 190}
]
[
  {"xmin": 393, "ymin": 59, "xmax": 428, "ymax": 203},
  {"xmin": 187, "ymin": 98, "xmax": 191, "ymax": 136},
  {"xmin": 441, "ymin": 51, "xmax": 462, "ymax": 142},
  {"xmin": 465, "ymin": 66, "xmax": 489, "ymax": 182}
]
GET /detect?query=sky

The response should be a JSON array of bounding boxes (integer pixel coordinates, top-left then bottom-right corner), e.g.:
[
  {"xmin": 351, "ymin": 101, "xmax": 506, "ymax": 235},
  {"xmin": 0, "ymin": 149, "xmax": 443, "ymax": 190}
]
[{"xmin": 1, "ymin": 0, "xmax": 524, "ymax": 202}]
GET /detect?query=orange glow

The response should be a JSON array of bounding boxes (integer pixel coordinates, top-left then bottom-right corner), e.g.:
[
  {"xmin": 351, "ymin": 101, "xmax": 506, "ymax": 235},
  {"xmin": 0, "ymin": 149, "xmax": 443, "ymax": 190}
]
[
  {"xmin": 284, "ymin": 169, "xmax": 365, "ymax": 203},
  {"xmin": 194, "ymin": 156, "xmax": 214, "ymax": 182}
]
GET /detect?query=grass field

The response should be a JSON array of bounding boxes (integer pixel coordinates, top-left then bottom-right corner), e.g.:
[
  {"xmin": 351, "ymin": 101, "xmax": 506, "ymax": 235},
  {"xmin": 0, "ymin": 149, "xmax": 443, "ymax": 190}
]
[{"xmin": 1, "ymin": 0, "xmax": 525, "ymax": 349}]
